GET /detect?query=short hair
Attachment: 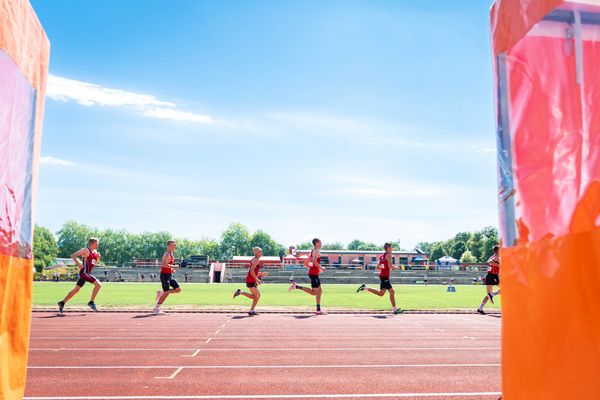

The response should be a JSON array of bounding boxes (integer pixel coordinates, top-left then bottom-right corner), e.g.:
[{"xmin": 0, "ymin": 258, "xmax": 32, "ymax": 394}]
[
  {"xmin": 88, "ymin": 237, "xmax": 99, "ymax": 245},
  {"xmin": 252, "ymin": 247, "xmax": 262, "ymax": 253},
  {"xmin": 493, "ymin": 245, "xmax": 500, "ymax": 252},
  {"xmin": 167, "ymin": 240, "xmax": 176, "ymax": 246},
  {"xmin": 383, "ymin": 242, "xmax": 392, "ymax": 250},
  {"xmin": 312, "ymin": 238, "xmax": 320, "ymax": 246}
]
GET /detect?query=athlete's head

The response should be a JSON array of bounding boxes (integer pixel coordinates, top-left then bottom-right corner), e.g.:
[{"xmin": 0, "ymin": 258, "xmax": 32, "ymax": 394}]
[
  {"xmin": 383, "ymin": 242, "xmax": 393, "ymax": 253},
  {"xmin": 88, "ymin": 237, "xmax": 99, "ymax": 249},
  {"xmin": 252, "ymin": 247, "xmax": 263, "ymax": 257},
  {"xmin": 493, "ymin": 245, "xmax": 500, "ymax": 255},
  {"xmin": 167, "ymin": 240, "xmax": 177, "ymax": 252},
  {"xmin": 312, "ymin": 238, "xmax": 321, "ymax": 248}
]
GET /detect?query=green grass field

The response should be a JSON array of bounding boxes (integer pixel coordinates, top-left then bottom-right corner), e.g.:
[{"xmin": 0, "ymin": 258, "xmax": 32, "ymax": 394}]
[{"xmin": 33, "ymin": 282, "xmax": 500, "ymax": 311}]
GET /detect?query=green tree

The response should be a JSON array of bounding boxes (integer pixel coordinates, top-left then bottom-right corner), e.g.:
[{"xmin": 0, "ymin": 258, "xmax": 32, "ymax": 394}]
[
  {"xmin": 250, "ymin": 230, "xmax": 282, "ymax": 256},
  {"xmin": 429, "ymin": 243, "xmax": 446, "ymax": 261},
  {"xmin": 198, "ymin": 238, "xmax": 220, "ymax": 260},
  {"xmin": 450, "ymin": 241, "xmax": 468, "ymax": 260},
  {"xmin": 415, "ymin": 241, "xmax": 433, "ymax": 255},
  {"xmin": 296, "ymin": 241, "xmax": 313, "ymax": 250},
  {"xmin": 219, "ymin": 222, "xmax": 251, "ymax": 257},
  {"xmin": 56, "ymin": 220, "xmax": 95, "ymax": 258},
  {"xmin": 454, "ymin": 231, "xmax": 472, "ymax": 243},
  {"xmin": 466, "ymin": 231, "xmax": 484, "ymax": 262},
  {"xmin": 321, "ymin": 242, "xmax": 345, "ymax": 250},
  {"xmin": 33, "ymin": 225, "xmax": 58, "ymax": 272},
  {"xmin": 348, "ymin": 240, "xmax": 365, "ymax": 250},
  {"xmin": 358, "ymin": 243, "xmax": 380, "ymax": 251},
  {"xmin": 460, "ymin": 250, "xmax": 477, "ymax": 263},
  {"xmin": 481, "ymin": 236, "xmax": 500, "ymax": 261}
]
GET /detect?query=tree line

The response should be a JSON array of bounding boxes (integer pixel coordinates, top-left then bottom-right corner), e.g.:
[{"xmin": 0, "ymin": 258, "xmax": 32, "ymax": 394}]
[
  {"xmin": 415, "ymin": 227, "xmax": 499, "ymax": 263},
  {"xmin": 32, "ymin": 220, "xmax": 499, "ymax": 272}
]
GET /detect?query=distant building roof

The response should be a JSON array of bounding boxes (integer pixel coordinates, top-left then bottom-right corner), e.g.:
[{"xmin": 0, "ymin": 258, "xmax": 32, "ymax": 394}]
[
  {"xmin": 296, "ymin": 249, "xmax": 421, "ymax": 256},
  {"xmin": 231, "ymin": 256, "xmax": 281, "ymax": 262}
]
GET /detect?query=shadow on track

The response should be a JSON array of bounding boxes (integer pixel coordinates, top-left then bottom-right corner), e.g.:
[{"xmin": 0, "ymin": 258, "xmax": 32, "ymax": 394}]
[
  {"xmin": 132, "ymin": 314, "xmax": 164, "ymax": 319},
  {"xmin": 34, "ymin": 313, "xmax": 86, "ymax": 318}
]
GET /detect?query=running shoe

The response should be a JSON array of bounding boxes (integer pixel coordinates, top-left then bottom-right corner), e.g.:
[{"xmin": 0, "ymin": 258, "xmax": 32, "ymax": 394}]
[
  {"xmin": 88, "ymin": 301, "xmax": 98, "ymax": 311},
  {"xmin": 153, "ymin": 307, "xmax": 165, "ymax": 315},
  {"xmin": 356, "ymin": 283, "xmax": 366, "ymax": 293},
  {"xmin": 248, "ymin": 310, "xmax": 257, "ymax": 316},
  {"xmin": 393, "ymin": 308, "xmax": 404, "ymax": 314},
  {"xmin": 477, "ymin": 308, "xmax": 486, "ymax": 315},
  {"xmin": 58, "ymin": 301, "xmax": 65, "ymax": 314},
  {"xmin": 488, "ymin": 293, "xmax": 495, "ymax": 304},
  {"xmin": 315, "ymin": 310, "xmax": 327, "ymax": 315},
  {"xmin": 288, "ymin": 281, "xmax": 297, "ymax": 292},
  {"xmin": 233, "ymin": 289, "xmax": 241, "ymax": 299}
]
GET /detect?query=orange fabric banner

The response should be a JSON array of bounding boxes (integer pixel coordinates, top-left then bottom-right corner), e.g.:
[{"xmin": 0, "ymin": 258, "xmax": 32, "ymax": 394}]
[
  {"xmin": 0, "ymin": 0, "xmax": 49, "ymax": 399},
  {"xmin": 491, "ymin": 1, "xmax": 600, "ymax": 398}
]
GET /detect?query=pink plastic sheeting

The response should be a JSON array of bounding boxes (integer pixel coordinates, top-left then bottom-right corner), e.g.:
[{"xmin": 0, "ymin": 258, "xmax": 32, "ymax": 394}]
[
  {"xmin": 498, "ymin": 12, "xmax": 600, "ymax": 245},
  {"xmin": 0, "ymin": 50, "xmax": 36, "ymax": 259}
]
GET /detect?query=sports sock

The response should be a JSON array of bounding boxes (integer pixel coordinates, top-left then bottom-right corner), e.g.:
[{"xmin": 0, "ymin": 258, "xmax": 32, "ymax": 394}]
[
  {"xmin": 296, "ymin": 285, "xmax": 304, "ymax": 290},
  {"xmin": 316, "ymin": 304, "xmax": 321, "ymax": 311}
]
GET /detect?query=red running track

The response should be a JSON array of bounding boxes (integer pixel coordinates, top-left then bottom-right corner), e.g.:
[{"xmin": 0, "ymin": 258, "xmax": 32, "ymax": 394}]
[{"xmin": 25, "ymin": 311, "xmax": 502, "ymax": 400}]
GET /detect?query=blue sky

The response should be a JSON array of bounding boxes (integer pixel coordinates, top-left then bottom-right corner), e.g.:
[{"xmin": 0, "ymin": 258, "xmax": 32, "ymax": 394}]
[{"xmin": 31, "ymin": 0, "xmax": 498, "ymax": 249}]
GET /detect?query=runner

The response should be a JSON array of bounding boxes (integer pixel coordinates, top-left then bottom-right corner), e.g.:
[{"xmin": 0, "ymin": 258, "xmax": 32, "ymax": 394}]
[
  {"xmin": 153, "ymin": 240, "xmax": 181, "ymax": 314},
  {"xmin": 233, "ymin": 246, "xmax": 263, "ymax": 315},
  {"xmin": 288, "ymin": 238, "xmax": 326, "ymax": 315},
  {"xmin": 477, "ymin": 245, "xmax": 500, "ymax": 314},
  {"xmin": 57, "ymin": 238, "xmax": 102, "ymax": 313},
  {"xmin": 356, "ymin": 243, "xmax": 403, "ymax": 314}
]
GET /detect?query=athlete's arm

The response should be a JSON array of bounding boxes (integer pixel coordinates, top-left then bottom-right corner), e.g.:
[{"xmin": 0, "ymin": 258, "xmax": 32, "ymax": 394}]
[
  {"xmin": 314, "ymin": 249, "xmax": 326, "ymax": 272},
  {"xmin": 71, "ymin": 248, "xmax": 90, "ymax": 270},
  {"xmin": 388, "ymin": 253, "xmax": 398, "ymax": 270},
  {"xmin": 250, "ymin": 258, "xmax": 261, "ymax": 284},
  {"xmin": 161, "ymin": 253, "xmax": 173, "ymax": 270}
]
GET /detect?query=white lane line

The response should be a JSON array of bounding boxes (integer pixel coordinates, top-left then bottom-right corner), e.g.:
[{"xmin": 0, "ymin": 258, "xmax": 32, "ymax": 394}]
[
  {"xmin": 205, "ymin": 338, "xmax": 212, "ymax": 344},
  {"xmin": 30, "ymin": 347, "xmax": 500, "ymax": 352},
  {"xmin": 215, "ymin": 330, "xmax": 221, "ymax": 334},
  {"xmin": 22, "ymin": 392, "xmax": 503, "ymax": 399},
  {"xmin": 440, "ymin": 314, "xmax": 502, "ymax": 326},
  {"xmin": 28, "ymin": 363, "xmax": 500, "ymax": 370},
  {"xmin": 154, "ymin": 367, "xmax": 183, "ymax": 379},
  {"xmin": 181, "ymin": 349, "xmax": 202, "ymax": 357}
]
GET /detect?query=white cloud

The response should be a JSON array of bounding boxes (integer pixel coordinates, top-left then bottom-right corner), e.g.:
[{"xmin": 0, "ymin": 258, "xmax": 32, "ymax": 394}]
[
  {"xmin": 47, "ymin": 74, "xmax": 213, "ymax": 124},
  {"xmin": 141, "ymin": 107, "xmax": 213, "ymax": 123},
  {"xmin": 39, "ymin": 156, "xmax": 77, "ymax": 167}
]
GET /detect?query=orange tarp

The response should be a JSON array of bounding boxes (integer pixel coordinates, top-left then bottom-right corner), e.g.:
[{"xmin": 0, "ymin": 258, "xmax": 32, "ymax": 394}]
[
  {"xmin": 0, "ymin": 0, "xmax": 49, "ymax": 399},
  {"xmin": 491, "ymin": 1, "xmax": 600, "ymax": 399}
]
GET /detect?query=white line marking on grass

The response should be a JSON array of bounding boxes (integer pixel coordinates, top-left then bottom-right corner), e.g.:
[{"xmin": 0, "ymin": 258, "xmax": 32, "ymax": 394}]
[
  {"xmin": 23, "ymin": 391, "xmax": 503, "ymax": 399},
  {"xmin": 28, "ymin": 363, "xmax": 500, "ymax": 370},
  {"xmin": 154, "ymin": 367, "xmax": 183, "ymax": 379}
]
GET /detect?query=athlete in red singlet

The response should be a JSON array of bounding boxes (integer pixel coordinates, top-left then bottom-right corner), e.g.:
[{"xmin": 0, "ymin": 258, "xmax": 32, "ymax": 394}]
[
  {"xmin": 58, "ymin": 237, "xmax": 102, "ymax": 313},
  {"xmin": 288, "ymin": 238, "xmax": 326, "ymax": 314},
  {"xmin": 153, "ymin": 240, "xmax": 181, "ymax": 314},
  {"xmin": 356, "ymin": 243, "xmax": 402, "ymax": 314},
  {"xmin": 233, "ymin": 247, "xmax": 264, "ymax": 315},
  {"xmin": 478, "ymin": 245, "xmax": 500, "ymax": 314}
]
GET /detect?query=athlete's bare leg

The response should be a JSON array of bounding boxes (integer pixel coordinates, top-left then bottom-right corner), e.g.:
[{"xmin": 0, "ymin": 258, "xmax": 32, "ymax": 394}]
[
  {"xmin": 90, "ymin": 281, "xmax": 102, "ymax": 302},
  {"xmin": 62, "ymin": 285, "xmax": 81, "ymax": 303}
]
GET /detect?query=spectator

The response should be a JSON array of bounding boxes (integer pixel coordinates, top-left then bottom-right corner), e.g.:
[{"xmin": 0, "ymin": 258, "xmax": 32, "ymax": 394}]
[
  {"xmin": 141, "ymin": 273, "xmax": 145, "ymax": 281},
  {"xmin": 184, "ymin": 271, "xmax": 188, "ymax": 283},
  {"xmin": 180, "ymin": 258, "xmax": 188, "ymax": 268},
  {"xmin": 227, "ymin": 272, "xmax": 233, "ymax": 284},
  {"xmin": 104, "ymin": 270, "xmax": 108, "ymax": 282}
]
